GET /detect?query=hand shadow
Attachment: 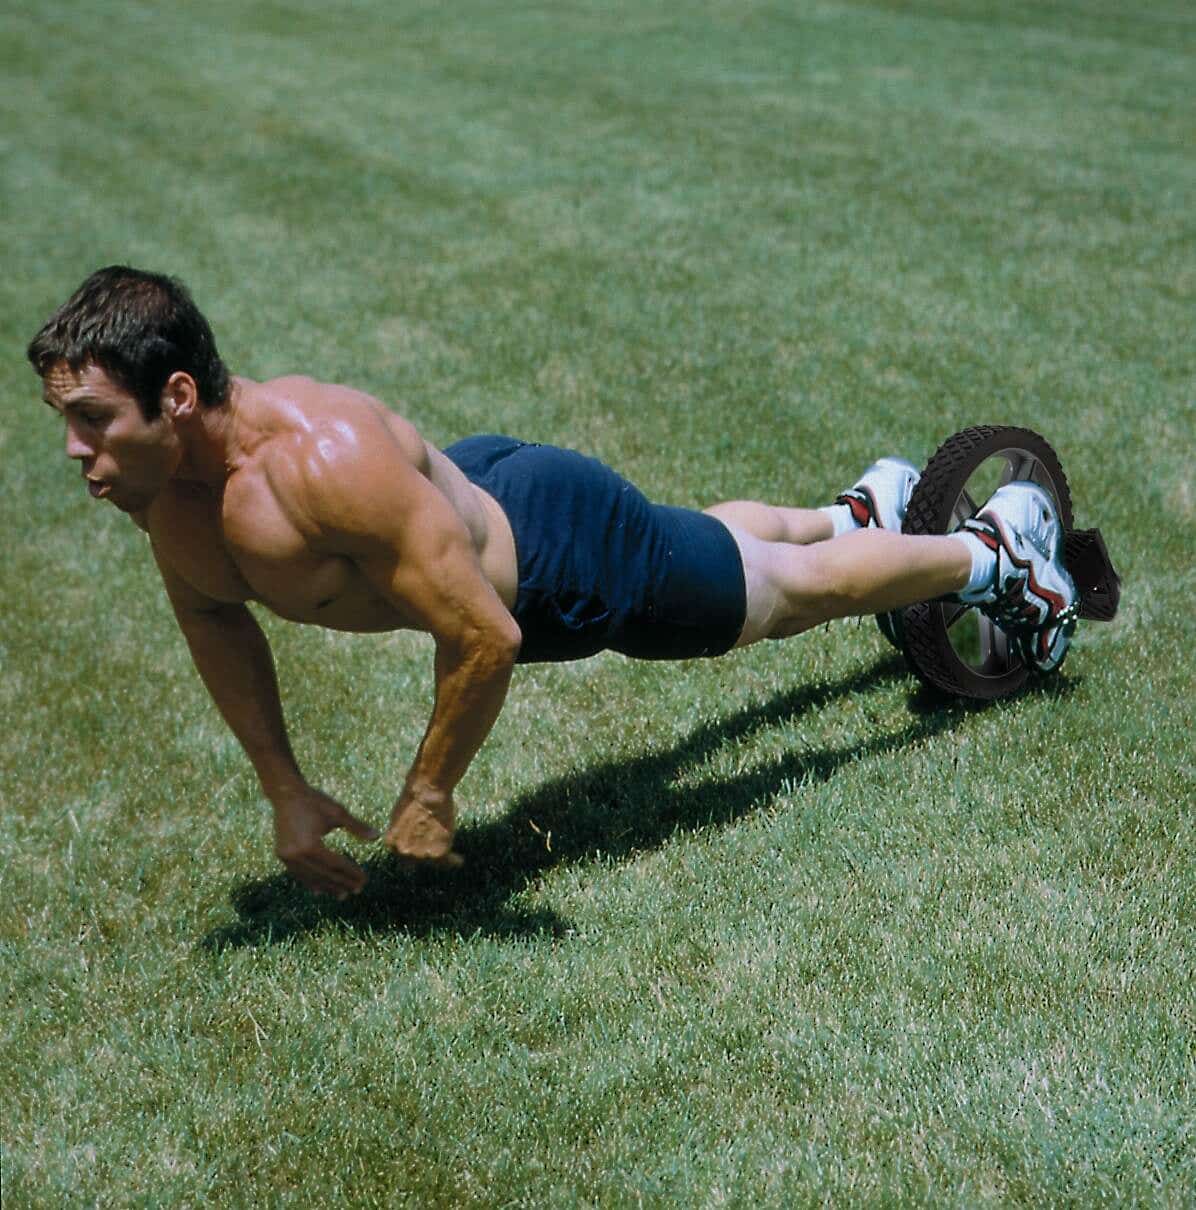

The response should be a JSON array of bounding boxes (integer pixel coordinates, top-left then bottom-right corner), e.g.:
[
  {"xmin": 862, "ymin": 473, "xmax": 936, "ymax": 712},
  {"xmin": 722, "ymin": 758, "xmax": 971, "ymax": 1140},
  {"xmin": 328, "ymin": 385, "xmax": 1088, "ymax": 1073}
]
[{"xmin": 201, "ymin": 653, "xmax": 1064, "ymax": 951}]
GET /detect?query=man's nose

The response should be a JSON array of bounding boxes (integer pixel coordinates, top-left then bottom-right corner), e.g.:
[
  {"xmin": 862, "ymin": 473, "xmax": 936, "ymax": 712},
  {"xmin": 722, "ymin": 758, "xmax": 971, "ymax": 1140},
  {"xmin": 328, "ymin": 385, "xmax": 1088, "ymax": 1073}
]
[{"xmin": 65, "ymin": 425, "xmax": 93, "ymax": 460}]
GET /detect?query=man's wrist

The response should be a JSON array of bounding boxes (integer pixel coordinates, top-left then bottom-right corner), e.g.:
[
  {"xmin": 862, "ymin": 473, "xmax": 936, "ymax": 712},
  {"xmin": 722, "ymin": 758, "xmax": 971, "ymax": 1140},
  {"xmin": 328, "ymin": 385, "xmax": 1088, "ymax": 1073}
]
[
  {"xmin": 401, "ymin": 777, "xmax": 452, "ymax": 808},
  {"xmin": 257, "ymin": 762, "xmax": 307, "ymax": 803}
]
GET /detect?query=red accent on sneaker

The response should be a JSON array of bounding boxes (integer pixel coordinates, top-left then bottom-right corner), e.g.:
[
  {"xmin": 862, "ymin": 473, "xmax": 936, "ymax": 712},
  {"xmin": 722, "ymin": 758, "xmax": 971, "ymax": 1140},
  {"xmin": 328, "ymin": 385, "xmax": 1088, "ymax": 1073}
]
[
  {"xmin": 977, "ymin": 509, "xmax": 1068, "ymax": 620},
  {"xmin": 841, "ymin": 493, "xmax": 873, "ymax": 528}
]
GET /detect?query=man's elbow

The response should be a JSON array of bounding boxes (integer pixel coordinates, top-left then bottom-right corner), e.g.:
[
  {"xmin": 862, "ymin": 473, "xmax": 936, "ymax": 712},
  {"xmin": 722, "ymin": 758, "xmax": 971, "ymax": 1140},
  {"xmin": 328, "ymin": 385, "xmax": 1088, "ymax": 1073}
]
[
  {"xmin": 487, "ymin": 615, "xmax": 522, "ymax": 668},
  {"xmin": 460, "ymin": 615, "xmax": 521, "ymax": 673},
  {"xmin": 175, "ymin": 599, "xmax": 252, "ymax": 632}
]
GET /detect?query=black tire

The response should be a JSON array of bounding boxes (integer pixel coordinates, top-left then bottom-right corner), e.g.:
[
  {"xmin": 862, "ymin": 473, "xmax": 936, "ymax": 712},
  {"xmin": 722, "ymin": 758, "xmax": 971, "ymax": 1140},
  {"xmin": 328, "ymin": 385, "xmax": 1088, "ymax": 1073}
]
[{"xmin": 896, "ymin": 425, "xmax": 1073, "ymax": 700}]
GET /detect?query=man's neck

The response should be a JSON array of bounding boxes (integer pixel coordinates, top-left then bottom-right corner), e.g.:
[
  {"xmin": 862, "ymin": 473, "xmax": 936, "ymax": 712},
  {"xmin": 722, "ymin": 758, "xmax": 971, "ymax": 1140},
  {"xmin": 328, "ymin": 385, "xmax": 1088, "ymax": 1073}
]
[{"xmin": 171, "ymin": 379, "xmax": 246, "ymax": 489}]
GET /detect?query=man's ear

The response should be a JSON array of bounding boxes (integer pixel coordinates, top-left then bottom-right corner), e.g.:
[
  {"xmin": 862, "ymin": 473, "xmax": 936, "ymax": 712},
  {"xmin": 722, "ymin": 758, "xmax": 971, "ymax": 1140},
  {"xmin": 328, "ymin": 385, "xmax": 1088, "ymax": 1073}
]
[{"xmin": 161, "ymin": 371, "xmax": 200, "ymax": 421}]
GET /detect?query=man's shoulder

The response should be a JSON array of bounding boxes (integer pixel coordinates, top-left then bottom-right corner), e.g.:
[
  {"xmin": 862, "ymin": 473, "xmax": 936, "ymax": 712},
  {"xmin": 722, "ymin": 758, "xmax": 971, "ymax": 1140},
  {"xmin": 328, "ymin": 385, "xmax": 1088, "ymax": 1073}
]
[
  {"xmin": 250, "ymin": 375, "xmax": 429, "ymax": 470},
  {"xmin": 233, "ymin": 379, "xmax": 432, "ymax": 542}
]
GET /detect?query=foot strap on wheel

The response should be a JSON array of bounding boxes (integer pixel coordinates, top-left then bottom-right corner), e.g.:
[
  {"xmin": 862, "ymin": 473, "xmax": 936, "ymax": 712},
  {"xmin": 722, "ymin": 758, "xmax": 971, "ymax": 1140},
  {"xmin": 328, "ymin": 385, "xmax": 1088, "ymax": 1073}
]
[{"xmin": 1064, "ymin": 528, "xmax": 1121, "ymax": 622}]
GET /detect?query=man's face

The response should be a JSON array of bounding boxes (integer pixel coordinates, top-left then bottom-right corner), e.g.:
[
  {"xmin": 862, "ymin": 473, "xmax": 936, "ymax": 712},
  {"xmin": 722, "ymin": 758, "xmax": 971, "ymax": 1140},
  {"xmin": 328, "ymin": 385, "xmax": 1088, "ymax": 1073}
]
[{"xmin": 42, "ymin": 361, "xmax": 181, "ymax": 513}]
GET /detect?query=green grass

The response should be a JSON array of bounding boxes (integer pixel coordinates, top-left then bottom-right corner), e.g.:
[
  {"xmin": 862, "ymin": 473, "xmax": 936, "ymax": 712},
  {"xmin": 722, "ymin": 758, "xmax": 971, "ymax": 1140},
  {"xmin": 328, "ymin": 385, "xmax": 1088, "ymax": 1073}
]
[{"xmin": 2, "ymin": 1, "xmax": 1194, "ymax": 1204}]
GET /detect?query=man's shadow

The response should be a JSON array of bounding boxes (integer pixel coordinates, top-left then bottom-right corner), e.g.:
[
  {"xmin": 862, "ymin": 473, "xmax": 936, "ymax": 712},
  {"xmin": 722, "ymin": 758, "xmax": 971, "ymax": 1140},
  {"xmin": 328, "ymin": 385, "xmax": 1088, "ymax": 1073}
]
[{"xmin": 201, "ymin": 656, "xmax": 1074, "ymax": 951}]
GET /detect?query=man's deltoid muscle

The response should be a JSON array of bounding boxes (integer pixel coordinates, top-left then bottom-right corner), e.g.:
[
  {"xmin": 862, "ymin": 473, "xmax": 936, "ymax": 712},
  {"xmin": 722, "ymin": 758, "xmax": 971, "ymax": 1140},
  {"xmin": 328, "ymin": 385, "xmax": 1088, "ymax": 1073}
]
[{"xmin": 28, "ymin": 267, "xmax": 1079, "ymax": 897}]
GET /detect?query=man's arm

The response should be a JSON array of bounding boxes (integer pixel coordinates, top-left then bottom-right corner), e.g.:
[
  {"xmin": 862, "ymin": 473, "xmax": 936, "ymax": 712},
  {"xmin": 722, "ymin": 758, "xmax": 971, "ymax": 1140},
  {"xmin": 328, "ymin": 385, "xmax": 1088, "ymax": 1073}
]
[
  {"xmin": 385, "ymin": 592, "xmax": 519, "ymax": 866},
  {"xmin": 152, "ymin": 547, "xmax": 378, "ymax": 896},
  {"xmin": 298, "ymin": 428, "xmax": 522, "ymax": 865}
]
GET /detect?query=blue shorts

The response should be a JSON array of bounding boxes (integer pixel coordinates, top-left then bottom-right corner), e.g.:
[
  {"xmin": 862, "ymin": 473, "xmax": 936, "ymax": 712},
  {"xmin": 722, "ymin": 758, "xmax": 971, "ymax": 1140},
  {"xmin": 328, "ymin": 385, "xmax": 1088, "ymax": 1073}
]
[{"xmin": 443, "ymin": 436, "xmax": 747, "ymax": 664}]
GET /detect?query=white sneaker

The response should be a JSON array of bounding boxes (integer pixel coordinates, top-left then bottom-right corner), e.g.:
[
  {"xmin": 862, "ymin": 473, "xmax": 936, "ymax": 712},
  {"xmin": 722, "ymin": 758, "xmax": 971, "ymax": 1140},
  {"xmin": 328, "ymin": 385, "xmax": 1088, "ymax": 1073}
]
[
  {"xmin": 956, "ymin": 482, "xmax": 1079, "ymax": 672},
  {"xmin": 835, "ymin": 456, "xmax": 921, "ymax": 533}
]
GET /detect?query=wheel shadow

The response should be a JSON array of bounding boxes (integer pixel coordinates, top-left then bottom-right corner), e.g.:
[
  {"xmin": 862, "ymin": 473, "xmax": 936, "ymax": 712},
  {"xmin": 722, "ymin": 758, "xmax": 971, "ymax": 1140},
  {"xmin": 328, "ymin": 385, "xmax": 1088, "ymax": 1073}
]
[{"xmin": 200, "ymin": 653, "xmax": 1050, "ymax": 952}]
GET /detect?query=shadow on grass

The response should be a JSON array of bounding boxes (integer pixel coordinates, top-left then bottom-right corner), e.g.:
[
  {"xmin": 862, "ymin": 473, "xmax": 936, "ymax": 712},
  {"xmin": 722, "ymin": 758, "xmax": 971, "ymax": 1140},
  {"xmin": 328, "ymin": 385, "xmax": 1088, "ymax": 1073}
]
[{"xmin": 201, "ymin": 655, "xmax": 1077, "ymax": 951}]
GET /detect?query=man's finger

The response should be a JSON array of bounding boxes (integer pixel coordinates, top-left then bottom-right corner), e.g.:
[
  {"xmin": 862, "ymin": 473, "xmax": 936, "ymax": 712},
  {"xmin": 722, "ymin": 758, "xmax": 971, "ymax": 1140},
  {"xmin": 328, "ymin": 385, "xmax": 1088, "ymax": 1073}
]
[
  {"xmin": 287, "ymin": 856, "xmax": 340, "ymax": 894},
  {"xmin": 314, "ymin": 845, "xmax": 369, "ymax": 893},
  {"xmin": 290, "ymin": 847, "xmax": 366, "ymax": 896},
  {"xmin": 287, "ymin": 864, "xmax": 338, "ymax": 896},
  {"xmin": 334, "ymin": 809, "xmax": 381, "ymax": 843}
]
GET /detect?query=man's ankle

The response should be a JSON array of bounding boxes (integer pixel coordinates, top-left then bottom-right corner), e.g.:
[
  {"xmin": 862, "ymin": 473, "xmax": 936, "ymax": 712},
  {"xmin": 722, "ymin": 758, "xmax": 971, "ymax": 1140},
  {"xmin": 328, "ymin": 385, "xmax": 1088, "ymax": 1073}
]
[
  {"xmin": 947, "ymin": 529, "xmax": 997, "ymax": 602},
  {"xmin": 819, "ymin": 502, "xmax": 860, "ymax": 538}
]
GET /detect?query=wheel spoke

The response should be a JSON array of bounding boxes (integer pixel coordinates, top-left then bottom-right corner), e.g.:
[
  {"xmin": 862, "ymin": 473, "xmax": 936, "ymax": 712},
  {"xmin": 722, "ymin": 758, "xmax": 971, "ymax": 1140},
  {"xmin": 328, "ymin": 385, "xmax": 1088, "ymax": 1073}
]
[
  {"xmin": 951, "ymin": 488, "xmax": 979, "ymax": 526},
  {"xmin": 1001, "ymin": 452, "xmax": 1038, "ymax": 487},
  {"xmin": 978, "ymin": 615, "xmax": 1012, "ymax": 672},
  {"xmin": 943, "ymin": 600, "xmax": 970, "ymax": 631}
]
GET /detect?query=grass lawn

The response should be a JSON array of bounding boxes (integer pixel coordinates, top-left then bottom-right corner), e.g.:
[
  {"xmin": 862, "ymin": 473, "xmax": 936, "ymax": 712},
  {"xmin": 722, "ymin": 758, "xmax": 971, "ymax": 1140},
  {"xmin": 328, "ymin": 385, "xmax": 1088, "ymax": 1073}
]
[{"xmin": 2, "ymin": 1, "xmax": 1194, "ymax": 1204}]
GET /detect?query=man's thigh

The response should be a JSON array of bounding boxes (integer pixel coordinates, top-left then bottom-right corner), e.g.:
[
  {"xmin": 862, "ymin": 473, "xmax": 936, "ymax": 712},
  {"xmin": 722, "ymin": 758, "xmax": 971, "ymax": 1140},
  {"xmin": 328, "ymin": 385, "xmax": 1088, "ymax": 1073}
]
[{"xmin": 718, "ymin": 524, "xmax": 825, "ymax": 645}]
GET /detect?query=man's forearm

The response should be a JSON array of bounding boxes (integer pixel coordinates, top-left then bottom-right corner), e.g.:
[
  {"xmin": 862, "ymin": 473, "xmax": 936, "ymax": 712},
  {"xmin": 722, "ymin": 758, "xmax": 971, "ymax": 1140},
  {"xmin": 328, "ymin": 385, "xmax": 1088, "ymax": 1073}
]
[
  {"xmin": 174, "ymin": 603, "xmax": 304, "ymax": 798},
  {"xmin": 384, "ymin": 630, "xmax": 516, "ymax": 862},
  {"xmin": 405, "ymin": 633, "xmax": 518, "ymax": 801}
]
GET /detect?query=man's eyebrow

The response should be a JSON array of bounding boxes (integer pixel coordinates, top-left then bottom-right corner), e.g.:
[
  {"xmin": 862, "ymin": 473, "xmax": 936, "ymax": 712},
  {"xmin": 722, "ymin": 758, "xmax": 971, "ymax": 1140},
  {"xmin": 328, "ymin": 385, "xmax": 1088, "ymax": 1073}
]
[{"xmin": 43, "ymin": 395, "xmax": 100, "ymax": 412}]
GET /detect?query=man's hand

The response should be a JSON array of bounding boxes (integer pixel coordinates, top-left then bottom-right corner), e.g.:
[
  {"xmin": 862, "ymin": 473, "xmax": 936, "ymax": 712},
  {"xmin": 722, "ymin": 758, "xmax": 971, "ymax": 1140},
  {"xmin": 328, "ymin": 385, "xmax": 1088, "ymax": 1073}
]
[
  {"xmin": 271, "ymin": 786, "xmax": 380, "ymax": 897},
  {"xmin": 383, "ymin": 786, "xmax": 464, "ymax": 869}
]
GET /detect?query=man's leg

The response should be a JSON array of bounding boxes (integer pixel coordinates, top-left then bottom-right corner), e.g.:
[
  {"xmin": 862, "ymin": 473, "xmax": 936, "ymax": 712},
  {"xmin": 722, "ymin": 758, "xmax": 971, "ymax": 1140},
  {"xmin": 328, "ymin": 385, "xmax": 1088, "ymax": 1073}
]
[
  {"xmin": 714, "ymin": 478, "xmax": 1077, "ymax": 657},
  {"xmin": 724, "ymin": 526, "xmax": 971, "ymax": 645},
  {"xmin": 703, "ymin": 500, "xmax": 833, "ymax": 545},
  {"xmin": 703, "ymin": 454, "xmax": 946, "ymax": 644},
  {"xmin": 704, "ymin": 456, "xmax": 921, "ymax": 546}
]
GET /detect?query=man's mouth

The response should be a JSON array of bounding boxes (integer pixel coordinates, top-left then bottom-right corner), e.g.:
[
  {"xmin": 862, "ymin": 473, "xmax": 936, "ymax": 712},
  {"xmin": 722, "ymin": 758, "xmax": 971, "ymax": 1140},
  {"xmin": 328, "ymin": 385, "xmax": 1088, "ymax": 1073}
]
[{"xmin": 87, "ymin": 478, "xmax": 110, "ymax": 499}]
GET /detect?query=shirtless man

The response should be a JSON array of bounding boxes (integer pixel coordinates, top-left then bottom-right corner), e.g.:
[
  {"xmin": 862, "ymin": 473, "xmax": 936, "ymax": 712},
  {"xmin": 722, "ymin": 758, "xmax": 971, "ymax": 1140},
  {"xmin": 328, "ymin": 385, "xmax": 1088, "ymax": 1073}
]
[{"xmin": 28, "ymin": 267, "xmax": 1077, "ymax": 898}]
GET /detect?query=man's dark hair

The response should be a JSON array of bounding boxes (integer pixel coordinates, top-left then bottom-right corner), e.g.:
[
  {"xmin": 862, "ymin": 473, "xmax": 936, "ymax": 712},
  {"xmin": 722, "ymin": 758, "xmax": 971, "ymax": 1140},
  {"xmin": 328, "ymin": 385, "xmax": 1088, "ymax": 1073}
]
[{"xmin": 27, "ymin": 266, "xmax": 231, "ymax": 419}]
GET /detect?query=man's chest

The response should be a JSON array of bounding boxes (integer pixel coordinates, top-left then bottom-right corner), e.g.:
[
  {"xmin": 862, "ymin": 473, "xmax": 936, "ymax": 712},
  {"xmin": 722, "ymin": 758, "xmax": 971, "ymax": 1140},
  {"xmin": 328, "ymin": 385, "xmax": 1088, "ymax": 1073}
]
[{"xmin": 149, "ymin": 483, "xmax": 400, "ymax": 630}]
